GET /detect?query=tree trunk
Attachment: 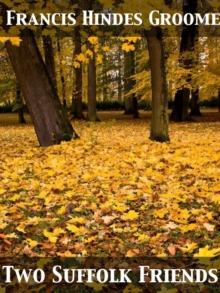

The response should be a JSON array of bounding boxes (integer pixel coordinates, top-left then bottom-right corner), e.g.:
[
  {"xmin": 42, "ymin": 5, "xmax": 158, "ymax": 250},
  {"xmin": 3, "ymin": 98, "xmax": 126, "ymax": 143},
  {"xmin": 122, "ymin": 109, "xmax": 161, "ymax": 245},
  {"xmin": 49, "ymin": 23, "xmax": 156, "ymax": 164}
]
[
  {"xmin": 72, "ymin": 27, "xmax": 84, "ymax": 119},
  {"xmin": 124, "ymin": 50, "xmax": 139, "ymax": 118},
  {"xmin": 16, "ymin": 83, "xmax": 26, "ymax": 124},
  {"xmin": 57, "ymin": 37, "xmax": 67, "ymax": 108},
  {"xmin": 87, "ymin": 50, "xmax": 99, "ymax": 122},
  {"xmin": 124, "ymin": 96, "xmax": 136, "ymax": 115},
  {"xmin": 43, "ymin": 35, "xmax": 57, "ymax": 90},
  {"xmin": 190, "ymin": 88, "xmax": 201, "ymax": 116},
  {"xmin": 172, "ymin": 88, "xmax": 191, "ymax": 121},
  {"xmin": 171, "ymin": 0, "xmax": 198, "ymax": 122},
  {"xmin": 146, "ymin": 28, "xmax": 169, "ymax": 142},
  {"xmin": 218, "ymin": 89, "xmax": 220, "ymax": 113},
  {"xmin": 6, "ymin": 29, "xmax": 77, "ymax": 146},
  {"xmin": 118, "ymin": 50, "xmax": 123, "ymax": 102},
  {"xmin": 102, "ymin": 51, "xmax": 108, "ymax": 101}
]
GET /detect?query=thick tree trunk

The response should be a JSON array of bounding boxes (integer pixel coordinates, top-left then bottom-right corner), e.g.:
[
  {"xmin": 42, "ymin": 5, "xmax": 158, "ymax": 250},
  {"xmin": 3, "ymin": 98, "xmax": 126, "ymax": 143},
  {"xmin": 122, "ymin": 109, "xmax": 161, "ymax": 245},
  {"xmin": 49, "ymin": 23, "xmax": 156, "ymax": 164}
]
[
  {"xmin": 190, "ymin": 88, "xmax": 201, "ymax": 116},
  {"xmin": 87, "ymin": 50, "xmax": 99, "ymax": 122},
  {"xmin": 16, "ymin": 83, "xmax": 26, "ymax": 124},
  {"xmin": 171, "ymin": 0, "xmax": 198, "ymax": 122},
  {"xmin": 72, "ymin": 28, "xmax": 84, "ymax": 119},
  {"xmin": 43, "ymin": 35, "xmax": 57, "ymax": 90},
  {"xmin": 146, "ymin": 28, "xmax": 169, "ymax": 142},
  {"xmin": 124, "ymin": 51, "xmax": 139, "ymax": 118},
  {"xmin": 6, "ymin": 29, "xmax": 76, "ymax": 146}
]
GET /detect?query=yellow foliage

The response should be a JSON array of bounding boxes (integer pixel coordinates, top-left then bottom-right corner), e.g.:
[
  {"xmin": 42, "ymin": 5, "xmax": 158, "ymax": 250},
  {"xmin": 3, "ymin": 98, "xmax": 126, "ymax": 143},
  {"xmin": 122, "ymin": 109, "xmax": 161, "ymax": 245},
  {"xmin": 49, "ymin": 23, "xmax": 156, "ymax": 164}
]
[
  {"xmin": 66, "ymin": 224, "xmax": 87, "ymax": 236},
  {"xmin": 179, "ymin": 224, "xmax": 197, "ymax": 233},
  {"xmin": 85, "ymin": 49, "xmax": 93, "ymax": 58},
  {"xmin": 154, "ymin": 208, "xmax": 168, "ymax": 219},
  {"xmin": 26, "ymin": 238, "xmax": 38, "ymax": 248},
  {"xmin": 43, "ymin": 230, "xmax": 58, "ymax": 243},
  {"xmin": 102, "ymin": 45, "xmax": 110, "ymax": 52},
  {"xmin": 137, "ymin": 234, "xmax": 150, "ymax": 243},
  {"xmin": 122, "ymin": 43, "xmax": 135, "ymax": 52},
  {"xmin": 0, "ymin": 117, "xmax": 219, "ymax": 257},
  {"xmin": 88, "ymin": 36, "xmax": 99, "ymax": 45},
  {"xmin": 121, "ymin": 210, "xmax": 139, "ymax": 221},
  {"xmin": 76, "ymin": 53, "xmax": 87, "ymax": 62},
  {"xmin": 180, "ymin": 242, "xmax": 198, "ymax": 253},
  {"xmin": 194, "ymin": 246, "xmax": 220, "ymax": 258},
  {"xmin": 0, "ymin": 37, "xmax": 22, "ymax": 46}
]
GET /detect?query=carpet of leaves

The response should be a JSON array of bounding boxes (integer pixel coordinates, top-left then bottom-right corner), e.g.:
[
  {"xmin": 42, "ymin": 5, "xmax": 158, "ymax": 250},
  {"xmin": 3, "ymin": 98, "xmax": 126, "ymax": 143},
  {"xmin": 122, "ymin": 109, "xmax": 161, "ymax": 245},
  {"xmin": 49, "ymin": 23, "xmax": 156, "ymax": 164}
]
[{"xmin": 0, "ymin": 116, "xmax": 219, "ymax": 258}]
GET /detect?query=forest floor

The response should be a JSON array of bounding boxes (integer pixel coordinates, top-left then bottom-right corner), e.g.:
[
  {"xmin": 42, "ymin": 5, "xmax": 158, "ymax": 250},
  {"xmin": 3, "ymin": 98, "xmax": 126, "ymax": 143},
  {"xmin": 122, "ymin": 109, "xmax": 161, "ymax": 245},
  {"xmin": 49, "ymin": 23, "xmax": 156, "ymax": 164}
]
[{"xmin": 0, "ymin": 110, "xmax": 219, "ymax": 258}]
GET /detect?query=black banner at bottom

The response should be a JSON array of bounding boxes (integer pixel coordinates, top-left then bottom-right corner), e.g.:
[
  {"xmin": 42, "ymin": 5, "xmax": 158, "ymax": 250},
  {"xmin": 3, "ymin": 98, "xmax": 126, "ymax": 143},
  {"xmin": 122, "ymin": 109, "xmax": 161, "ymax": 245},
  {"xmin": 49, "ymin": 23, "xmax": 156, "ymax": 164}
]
[{"xmin": 0, "ymin": 257, "xmax": 219, "ymax": 292}]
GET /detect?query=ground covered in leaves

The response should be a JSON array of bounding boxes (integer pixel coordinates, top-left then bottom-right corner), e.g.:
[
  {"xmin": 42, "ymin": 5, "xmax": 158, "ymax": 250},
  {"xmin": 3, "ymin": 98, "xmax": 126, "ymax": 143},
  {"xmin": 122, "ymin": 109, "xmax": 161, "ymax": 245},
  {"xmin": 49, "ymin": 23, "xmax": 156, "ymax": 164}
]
[{"xmin": 0, "ymin": 112, "xmax": 219, "ymax": 258}]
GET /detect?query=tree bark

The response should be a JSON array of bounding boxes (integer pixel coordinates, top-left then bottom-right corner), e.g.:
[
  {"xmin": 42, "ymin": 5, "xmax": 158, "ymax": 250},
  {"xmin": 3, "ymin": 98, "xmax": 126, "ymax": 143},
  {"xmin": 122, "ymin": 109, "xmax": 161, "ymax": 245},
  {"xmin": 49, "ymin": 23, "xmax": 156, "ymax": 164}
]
[
  {"xmin": 16, "ymin": 83, "xmax": 26, "ymax": 124},
  {"xmin": 118, "ymin": 49, "xmax": 123, "ymax": 102},
  {"xmin": 72, "ymin": 27, "xmax": 84, "ymax": 119},
  {"xmin": 43, "ymin": 35, "xmax": 57, "ymax": 90},
  {"xmin": 190, "ymin": 88, "xmax": 201, "ymax": 116},
  {"xmin": 6, "ymin": 29, "xmax": 77, "ymax": 146},
  {"xmin": 146, "ymin": 28, "xmax": 169, "ymax": 142},
  {"xmin": 171, "ymin": 0, "xmax": 198, "ymax": 122},
  {"xmin": 87, "ymin": 49, "xmax": 99, "ymax": 121},
  {"xmin": 218, "ymin": 89, "xmax": 220, "ymax": 113},
  {"xmin": 57, "ymin": 37, "xmax": 67, "ymax": 108},
  {"xmin": 124, "ymin": 50, "xmax": 139, "ymax": 118},
  {"xmin": 102, "ymin": 51, "xmax": 109, "ymax": 101}
]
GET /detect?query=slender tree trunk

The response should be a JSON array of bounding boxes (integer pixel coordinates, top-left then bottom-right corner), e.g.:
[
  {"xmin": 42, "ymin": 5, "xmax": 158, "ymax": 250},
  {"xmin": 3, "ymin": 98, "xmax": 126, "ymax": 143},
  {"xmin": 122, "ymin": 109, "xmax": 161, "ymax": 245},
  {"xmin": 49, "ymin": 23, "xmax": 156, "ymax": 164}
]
[
  {"xmin": 43, "ymin": 35, "xmax": 57, "ymax": 90},
  {"xmin": 6, "ymin": 29, "xmax": 77, "ymax": 146},
  {"xmin": 57, "ymin": 37, "xmax": 67, "ymax": 108},
  {"xmin": 87, "ymin": 49, "xmax": 99, "ymax": 121},
  {"xmin": 102, "ymin": 52, "xmax": 108, "ymax": 101},
  {"xmin": 118, "ymin": 51, "xmax": 123, "ymax": 102},
  {"xmin": 16, "ymin": 83, "xmax": 26, "ymax": 124},
  {"xmin": 79, "ymin": 0, "xmax": 99, "ymax": 121},
  {"xmin": 124, "ymin": 50, "xmax": 139, "ymax": 118},
  {"xmin": 218, "ymin": 89, "xmax": 220, "ymax": 113},
  {"xmin": 72, "ymin": 27, "xmax": 84, "ymax": 119},
  {"xmin": 171, "ymin": 0, "xmax": 198, "ymax": 122},
  {"xmin": 146, "ymin": 28, "xmax": 169, "ymax": 142},
  {"xmin": 190, "ymin": 88, "xmax": 201, "ymax": 116}
]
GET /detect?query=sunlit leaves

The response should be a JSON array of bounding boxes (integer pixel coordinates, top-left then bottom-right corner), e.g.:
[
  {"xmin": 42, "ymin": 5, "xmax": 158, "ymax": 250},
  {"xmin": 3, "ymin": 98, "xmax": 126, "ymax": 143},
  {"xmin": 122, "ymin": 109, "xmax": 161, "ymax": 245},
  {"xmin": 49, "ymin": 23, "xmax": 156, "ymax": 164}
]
[
  {"xmin": 180, "ymin": 242, "xmax": 198, "ymax": 254},
  {"xmin": 121, "ymin": 210, "xmax": 139, "ymax": 221},
  {"xmin": 122, "ymin": 43, "xmax": 135, "ymax": 52},
  {"xmin": 0, "ymin": 37, "xmax": 22, "ymax": 46},
  {"xmin": 194, "ymin": 246, "xmax": 220, "ymax": 258},
  {"xmin": 88, "ymin": 36, "xmax": 99, "ymax": 45}
]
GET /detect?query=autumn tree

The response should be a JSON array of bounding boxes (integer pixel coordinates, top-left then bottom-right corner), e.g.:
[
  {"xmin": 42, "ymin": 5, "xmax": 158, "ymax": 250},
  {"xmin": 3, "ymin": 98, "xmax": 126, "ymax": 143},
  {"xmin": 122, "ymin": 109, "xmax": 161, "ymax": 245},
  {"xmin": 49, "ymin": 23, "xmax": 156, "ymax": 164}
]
[
  {"xmin": 87, "ymin": 46, "xmax": 99, "ymax": 122},
  {"xmin": 218, "ymin": 90, "xmax": 220, "ymax": 112},
  {"xmin": 6, "ymin": 29, "xmax": 77, "ymax": 146},
  {"xmin": 72, "ymin": 27, "xmax": 84, "ymax": 119},
  {"xmin": 57, "ymin": 37, "xmax": 67, "ymax": 108},
  {"xmin": 117, "ymin": 46, "xmax": 123, "ymax": 102},
  {"xmin": 124, "ymin": 50, "xmax": 139, "ymax": 118},
  {"xmin": 171, "ymin": 0, "xmax": 198, "ymax": 121},
  {"xmin": 146, "ymin": 28, "xmax": 169, "ymax": 142},
  {"xmin": 15, "ymin": 83, "xmax": 26, "ymax": 124},
  {"xmin": 43, "ymin": 35, "xmax": 57, "ymax": 90},
  {"xmin": 102, "ymin": 46, "xmax": 109, "ymax": 102}
]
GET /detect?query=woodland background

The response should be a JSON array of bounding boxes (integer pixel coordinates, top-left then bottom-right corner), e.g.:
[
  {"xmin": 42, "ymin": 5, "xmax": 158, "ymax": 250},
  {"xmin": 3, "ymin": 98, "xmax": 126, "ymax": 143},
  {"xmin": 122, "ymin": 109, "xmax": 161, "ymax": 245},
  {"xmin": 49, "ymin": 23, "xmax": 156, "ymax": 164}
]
[{"xmin": 0, "ymin": 0, "xmax": 219, "ymax": 267}]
